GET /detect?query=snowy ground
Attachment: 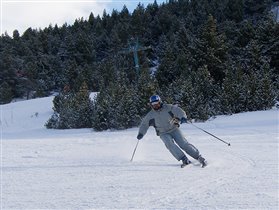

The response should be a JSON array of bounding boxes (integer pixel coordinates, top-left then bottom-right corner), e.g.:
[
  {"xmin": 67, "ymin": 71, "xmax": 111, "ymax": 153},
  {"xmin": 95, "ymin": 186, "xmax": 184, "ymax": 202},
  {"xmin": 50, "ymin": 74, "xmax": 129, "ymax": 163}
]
[{"xmin": 1, "ymin": 96, "xmax": 278, "ymax": 209}]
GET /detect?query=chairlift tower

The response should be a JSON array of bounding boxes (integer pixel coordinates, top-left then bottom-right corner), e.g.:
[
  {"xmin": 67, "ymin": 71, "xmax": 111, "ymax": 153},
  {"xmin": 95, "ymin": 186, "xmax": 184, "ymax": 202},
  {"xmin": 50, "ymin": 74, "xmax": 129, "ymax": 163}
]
[{"xmin": 120, "ymin": 37, "xmax": 151, "ymax": 81}]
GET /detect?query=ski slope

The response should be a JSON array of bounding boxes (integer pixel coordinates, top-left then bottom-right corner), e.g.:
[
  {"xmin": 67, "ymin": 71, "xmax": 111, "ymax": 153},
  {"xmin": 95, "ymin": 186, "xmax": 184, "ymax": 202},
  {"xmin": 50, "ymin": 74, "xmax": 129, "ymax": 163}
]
[{"xmin": 1, "ymin": 96, "xmax": 278, "ymax": 209}]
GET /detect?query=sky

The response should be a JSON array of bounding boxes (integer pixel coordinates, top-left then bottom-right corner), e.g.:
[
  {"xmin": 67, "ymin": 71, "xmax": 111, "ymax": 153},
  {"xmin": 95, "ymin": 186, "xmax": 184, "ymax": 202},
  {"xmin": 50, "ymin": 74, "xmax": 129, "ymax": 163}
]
[{"xmin": 1, "ymin": 0, "xmax": 166, "ymax": 36}]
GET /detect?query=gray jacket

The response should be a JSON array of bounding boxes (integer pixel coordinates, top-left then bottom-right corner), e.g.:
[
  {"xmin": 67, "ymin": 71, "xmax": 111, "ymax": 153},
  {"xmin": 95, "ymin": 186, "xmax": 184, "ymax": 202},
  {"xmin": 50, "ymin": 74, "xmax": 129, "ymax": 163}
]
[{"xmin": 138, "ymin": 103, "xmax": 187, "ymax": 136}]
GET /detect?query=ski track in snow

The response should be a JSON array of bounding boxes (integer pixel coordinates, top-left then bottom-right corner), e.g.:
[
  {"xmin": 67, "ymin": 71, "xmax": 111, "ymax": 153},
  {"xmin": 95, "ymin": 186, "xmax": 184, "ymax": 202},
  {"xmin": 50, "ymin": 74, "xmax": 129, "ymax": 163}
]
[{"xmin": 1, "ymin": 97, "xmax": 278, "ymax": 209}]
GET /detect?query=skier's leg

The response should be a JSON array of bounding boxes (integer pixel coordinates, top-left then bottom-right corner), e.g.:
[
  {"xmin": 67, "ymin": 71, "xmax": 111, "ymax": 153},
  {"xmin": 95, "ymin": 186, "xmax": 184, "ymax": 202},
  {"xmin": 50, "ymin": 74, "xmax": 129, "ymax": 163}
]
[
  {"xmin": 160, "ymin": 133, "xmax": 186, "ymax": 161},
  {"xmin": 171, "ymin": 128, "xmax": 200, "ymax": 159}
]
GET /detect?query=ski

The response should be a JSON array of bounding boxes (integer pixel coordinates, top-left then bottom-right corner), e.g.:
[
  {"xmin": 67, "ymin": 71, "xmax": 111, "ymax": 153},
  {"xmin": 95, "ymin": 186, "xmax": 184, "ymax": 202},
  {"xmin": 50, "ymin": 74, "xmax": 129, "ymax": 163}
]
[
  {"xmin": 180, "ymin": 161, "xmax": 208, "ymax": 168},
  {"xmin": 180, "ymin": 163, "xmax": 189, "ymax": 168}
]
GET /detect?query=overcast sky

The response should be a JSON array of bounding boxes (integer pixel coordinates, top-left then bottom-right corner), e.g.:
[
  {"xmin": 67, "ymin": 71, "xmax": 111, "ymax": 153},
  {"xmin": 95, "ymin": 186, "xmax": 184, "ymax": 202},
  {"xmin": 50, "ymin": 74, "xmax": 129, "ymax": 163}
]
[{"xmin": 1, "ymin": 0, "xmax": 166, "ymax": 36}]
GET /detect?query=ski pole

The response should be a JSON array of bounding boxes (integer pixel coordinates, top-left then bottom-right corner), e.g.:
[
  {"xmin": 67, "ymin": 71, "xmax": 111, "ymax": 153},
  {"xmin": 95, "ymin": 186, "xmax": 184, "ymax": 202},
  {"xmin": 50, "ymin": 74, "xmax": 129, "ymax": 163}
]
[
  {"xmin": 189, "ymin": 123, "xmax": 231, "ymax": 146},
  {"xmin": 130, "ymin": 140, "xmax": 140, "ymax": 162}
]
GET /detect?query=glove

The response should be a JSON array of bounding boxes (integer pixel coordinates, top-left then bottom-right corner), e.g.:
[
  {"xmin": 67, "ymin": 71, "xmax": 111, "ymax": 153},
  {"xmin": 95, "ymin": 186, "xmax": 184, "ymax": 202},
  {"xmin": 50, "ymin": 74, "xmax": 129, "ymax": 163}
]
[
  {"xmin": 170, "ymin": 118, "xmax": 180, "ymax": 127},
  {"xmin": 137, "ymin": 133, "xmax": 143, "ymax": 140},
  {"xmin": 180, "ymin": 117, "xmax": 187, "ymax": 124}
]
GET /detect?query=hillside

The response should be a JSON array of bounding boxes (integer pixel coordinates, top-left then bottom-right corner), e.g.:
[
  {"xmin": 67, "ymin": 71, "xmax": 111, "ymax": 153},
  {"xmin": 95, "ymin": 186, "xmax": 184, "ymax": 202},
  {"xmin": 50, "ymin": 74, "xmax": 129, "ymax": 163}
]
[{"xmin": 1, "ymin": 97, "xmax": 278, "ymax": 209}]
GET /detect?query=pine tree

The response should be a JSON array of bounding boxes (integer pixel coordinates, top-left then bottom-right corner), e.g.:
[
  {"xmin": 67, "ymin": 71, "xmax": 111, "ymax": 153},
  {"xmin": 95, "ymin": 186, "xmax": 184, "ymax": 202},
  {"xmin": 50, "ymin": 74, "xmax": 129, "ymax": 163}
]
[
  {"xmin": 0, "ymin": 82, "xmax": 13, "ymax": 104},
  {"xmin": 165, "ymin": 65, "xmax": 220, "ymax": 121},
  {"xmin": 91, "ymin": 88, "xmax": 110, "ymax": 131},
  {"xmin": 225, "ymin": 0, "xmax": 244, "ymax": 22},
  {"xmin": 137, "ymin": 66, "xmax": 159, "ymax": 116},
  {"xmin": 245, "ymin": 58, "xmax": 276, "ymax": 111},
  {"xmin": 188, "ymin": 65, "xmax": 220, "ymax": 120},
  {"xmin": 222, "ymin": 63, "xmax": 248, "ymax": 113},
  {"xmin": 156, "ymin": 39, "xmax": 179, "ymax": 86},
  {"xmin": 46, "ymin": 82, "xmax": 93, "ymax": 129},
  {"xmin": 244, "ymin": 0, "xmax": 270, "ymax": 15},
  {"xmin": 71, "ymin": 81, "xmax": 93, "ymax": 128},
  {"xmin": 237, "ymin": 20, "xmax": 255, "ymax": 48},
  {"xmin": 92, "ymin": 72, "xmax": 142, "ymax": 131},
  {"xmin": 194, "ymin": 14, "xmax": 228, "ymax": 84},
  {"xmin": 131, "ymin": 3, "xmax": 146, "ymax": 36},
  {"xmin": 45, "ymin": 88, "xmax": 74, "ymax": 129}
]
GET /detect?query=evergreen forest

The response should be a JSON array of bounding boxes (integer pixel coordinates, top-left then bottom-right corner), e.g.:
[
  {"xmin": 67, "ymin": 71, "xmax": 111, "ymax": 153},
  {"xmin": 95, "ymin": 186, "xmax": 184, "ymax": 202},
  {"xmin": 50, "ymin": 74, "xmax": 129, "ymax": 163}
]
[{"xmin": 1, "ymin": 0, "xmax": 278, "ymax": 130}]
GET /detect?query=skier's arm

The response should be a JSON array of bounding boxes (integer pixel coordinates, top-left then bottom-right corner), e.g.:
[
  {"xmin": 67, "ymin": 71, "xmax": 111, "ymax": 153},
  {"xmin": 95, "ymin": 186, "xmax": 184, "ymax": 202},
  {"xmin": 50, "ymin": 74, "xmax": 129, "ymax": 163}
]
[
  {"xmin": 137, "ymin": 114, "xmax": 151, "ymax": 140},
  {"xmin": 172, "ymin": 106, "xmax": 188, "ymax": 124}
]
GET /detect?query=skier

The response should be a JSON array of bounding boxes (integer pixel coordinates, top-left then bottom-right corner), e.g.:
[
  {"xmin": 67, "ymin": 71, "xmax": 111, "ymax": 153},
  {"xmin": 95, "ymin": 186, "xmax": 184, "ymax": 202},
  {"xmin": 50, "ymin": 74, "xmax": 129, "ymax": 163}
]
[{"xmin": 136, "ymin": 95, "xmax": 207, "ymax": 168}]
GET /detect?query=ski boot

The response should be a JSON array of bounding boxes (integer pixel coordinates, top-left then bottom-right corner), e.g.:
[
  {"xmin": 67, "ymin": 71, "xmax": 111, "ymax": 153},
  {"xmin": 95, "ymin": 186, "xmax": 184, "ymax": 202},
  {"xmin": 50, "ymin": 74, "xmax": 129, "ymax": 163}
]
[
  {"xmin": 181, "ymin": 156, "xmax": 191, "ymax": 168},
  {"xmin": 198, "ymin": 155, "xmax": 207, "ymax": 168}
]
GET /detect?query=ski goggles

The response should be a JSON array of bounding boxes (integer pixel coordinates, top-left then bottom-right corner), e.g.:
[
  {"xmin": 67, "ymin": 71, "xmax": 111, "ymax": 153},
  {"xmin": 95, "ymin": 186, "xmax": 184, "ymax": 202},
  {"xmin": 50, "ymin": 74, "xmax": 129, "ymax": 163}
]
[{"xmin": 151, "ymin": 101, "xmax": 160, "ymax": 106}]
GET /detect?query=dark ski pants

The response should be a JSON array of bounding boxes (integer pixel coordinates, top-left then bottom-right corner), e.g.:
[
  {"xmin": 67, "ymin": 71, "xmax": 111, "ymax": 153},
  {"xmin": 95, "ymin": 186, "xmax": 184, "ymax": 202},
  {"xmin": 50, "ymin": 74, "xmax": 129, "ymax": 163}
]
[{"xmin": 160, "ymin": 128, "xmax": 200, "ymax": 161}]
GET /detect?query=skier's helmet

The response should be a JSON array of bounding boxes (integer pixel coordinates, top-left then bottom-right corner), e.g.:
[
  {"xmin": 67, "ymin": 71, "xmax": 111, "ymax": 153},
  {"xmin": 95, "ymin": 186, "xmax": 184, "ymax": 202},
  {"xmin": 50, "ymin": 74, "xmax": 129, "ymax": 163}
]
[{"xmin": 149, "ymin": 95, "xmax": 161, "ymax": 105}]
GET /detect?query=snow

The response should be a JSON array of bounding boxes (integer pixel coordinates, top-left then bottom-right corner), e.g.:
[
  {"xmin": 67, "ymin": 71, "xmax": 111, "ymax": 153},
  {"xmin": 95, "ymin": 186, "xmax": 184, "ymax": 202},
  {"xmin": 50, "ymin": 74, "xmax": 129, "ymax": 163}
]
[
  {"xmin": 1, "ymin": 96, "xmax": 278, "ymax": 209},
  {"xmin": 271, "ymin": 5, "xmax": 279, "ymax": 22}
]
